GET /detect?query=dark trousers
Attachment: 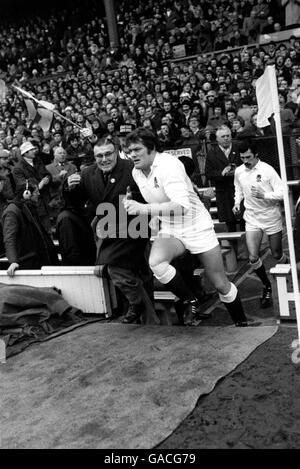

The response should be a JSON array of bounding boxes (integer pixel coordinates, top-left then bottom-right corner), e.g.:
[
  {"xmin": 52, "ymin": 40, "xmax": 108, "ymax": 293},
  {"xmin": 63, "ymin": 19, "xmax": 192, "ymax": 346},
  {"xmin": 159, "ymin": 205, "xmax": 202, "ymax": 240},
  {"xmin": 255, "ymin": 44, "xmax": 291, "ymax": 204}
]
[{"xmin": 107, "ymin": 265, "xmax": 159, "ymax": 325}]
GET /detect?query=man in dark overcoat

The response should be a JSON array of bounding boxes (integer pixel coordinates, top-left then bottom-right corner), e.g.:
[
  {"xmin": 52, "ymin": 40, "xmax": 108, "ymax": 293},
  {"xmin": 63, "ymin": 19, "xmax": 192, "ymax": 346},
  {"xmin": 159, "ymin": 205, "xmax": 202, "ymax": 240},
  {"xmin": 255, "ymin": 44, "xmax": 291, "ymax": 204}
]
[
  {"xmin": 205, "ymin": 125, "xmax": 243, "ymax": 232},
  {"xmin": 66, "ymin": 134, "xmax": 159, "ymax": 325}
]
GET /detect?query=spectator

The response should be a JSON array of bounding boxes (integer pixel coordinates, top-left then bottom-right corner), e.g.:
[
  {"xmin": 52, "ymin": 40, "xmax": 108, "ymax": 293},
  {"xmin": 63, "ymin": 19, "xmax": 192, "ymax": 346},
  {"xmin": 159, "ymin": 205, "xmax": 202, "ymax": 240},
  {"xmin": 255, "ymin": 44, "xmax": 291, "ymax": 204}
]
[
  {"xmin": 66, "ymin": 133, "xmax": 159, "ymax": 325},
  {"xmin": 2, "ymin": 184, "xmax": 59, "ymax": 277},
  {"xmin": 205, "ymin": 125, "xmax": 242, "ymax": 232},
  {"xmin": 56, "ymin": 186, "xmax": 96, "ymax": 266},
  {"xmin": 46, "ymin": 146, "xmax": 77, "ymax": 225},
  {"xmin": 13, "ymin": 141, "xmax": 53, "ymax": 234}
]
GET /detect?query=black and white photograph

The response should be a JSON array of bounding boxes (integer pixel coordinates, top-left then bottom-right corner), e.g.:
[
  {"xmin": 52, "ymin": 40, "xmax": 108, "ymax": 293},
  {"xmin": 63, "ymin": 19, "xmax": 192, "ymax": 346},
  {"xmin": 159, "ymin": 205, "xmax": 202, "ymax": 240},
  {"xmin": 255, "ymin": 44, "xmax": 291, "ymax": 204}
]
[{"xmin": 1, "ymin": 0, "xmax": 300, "ymax": 452}]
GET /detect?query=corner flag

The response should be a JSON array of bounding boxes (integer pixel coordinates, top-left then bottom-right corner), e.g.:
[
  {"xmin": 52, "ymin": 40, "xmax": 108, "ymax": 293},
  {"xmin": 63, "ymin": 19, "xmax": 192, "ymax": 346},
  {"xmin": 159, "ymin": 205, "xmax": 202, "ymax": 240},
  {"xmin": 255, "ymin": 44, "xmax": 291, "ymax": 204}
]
[
  {"xmin": 255, "ymin": 65, "xmax": 276, "ymax": 128},
  {"xmin": 257, "ymin": 65, "xmax": 300, "ymax": 344}
]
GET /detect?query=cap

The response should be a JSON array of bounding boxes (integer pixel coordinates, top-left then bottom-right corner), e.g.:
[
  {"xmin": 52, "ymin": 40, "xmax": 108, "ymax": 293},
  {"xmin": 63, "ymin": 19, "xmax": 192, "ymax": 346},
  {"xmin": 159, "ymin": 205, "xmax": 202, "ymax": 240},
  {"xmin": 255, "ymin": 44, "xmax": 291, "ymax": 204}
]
[{"xmin": 20, "ymin": 141, "xmax": 36, "ymax": 156}]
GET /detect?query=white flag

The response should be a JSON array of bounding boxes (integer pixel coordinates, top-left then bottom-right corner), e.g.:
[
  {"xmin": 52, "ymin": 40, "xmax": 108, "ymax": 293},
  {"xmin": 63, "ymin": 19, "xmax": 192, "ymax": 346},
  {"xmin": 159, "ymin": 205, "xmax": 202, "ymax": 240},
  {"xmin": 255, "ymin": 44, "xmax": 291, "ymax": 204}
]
[
  {"xmin": 255, "ymin": 65, "xmax": 276, "ymax": 128},
  {"xmin": 24, "ymin": 98, "xmax": 54, "ymax": 132}
]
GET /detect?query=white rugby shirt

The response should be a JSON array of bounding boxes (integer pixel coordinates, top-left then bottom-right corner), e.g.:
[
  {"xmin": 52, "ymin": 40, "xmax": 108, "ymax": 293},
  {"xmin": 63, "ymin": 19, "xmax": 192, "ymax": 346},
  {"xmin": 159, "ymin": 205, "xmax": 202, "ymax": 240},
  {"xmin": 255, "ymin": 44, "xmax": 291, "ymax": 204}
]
[
  {"xmin": 234, "ymin": 159, "xmax": 284, "ymax": 225},
  {"xmin": 132, "ymin": 152, "xmax": 213, "ymax": 233}
]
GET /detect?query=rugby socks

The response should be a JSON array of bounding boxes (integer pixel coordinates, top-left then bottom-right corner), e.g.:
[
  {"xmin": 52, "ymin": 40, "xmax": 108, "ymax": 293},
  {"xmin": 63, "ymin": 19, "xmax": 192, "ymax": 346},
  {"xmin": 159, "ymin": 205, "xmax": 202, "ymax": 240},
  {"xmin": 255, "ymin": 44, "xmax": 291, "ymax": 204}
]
[
  {"xmin": 219, "ymin": 283, "xmax": 248, "ymax": 325},
  {"xmin": 250, "ymin": 258, "xmax": 271, "ymax": 289},
  {"xmin": 163, "ymin": 271, "xmax": 195, "ymax": 303}
]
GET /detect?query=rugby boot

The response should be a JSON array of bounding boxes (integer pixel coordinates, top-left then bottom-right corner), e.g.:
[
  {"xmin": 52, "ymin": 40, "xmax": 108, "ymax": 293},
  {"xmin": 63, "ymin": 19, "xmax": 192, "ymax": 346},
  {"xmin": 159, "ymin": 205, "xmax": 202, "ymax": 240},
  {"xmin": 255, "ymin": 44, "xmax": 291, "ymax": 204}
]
[{"xmin": 184, "ymin": 299, "xmax": 212, "ymax": 326}]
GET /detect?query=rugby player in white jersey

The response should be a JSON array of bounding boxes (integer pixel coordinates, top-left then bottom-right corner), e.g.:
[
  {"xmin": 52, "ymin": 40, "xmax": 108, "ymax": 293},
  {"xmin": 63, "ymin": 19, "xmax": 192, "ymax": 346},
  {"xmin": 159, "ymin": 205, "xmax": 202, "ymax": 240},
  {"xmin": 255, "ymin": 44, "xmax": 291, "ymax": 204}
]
[
  {"xmin": 123, "ymin": 128, "xmax": 249, "ymax": 327},
  {"xmin": 233, "ymin": 140, "xmax": 287, "ymax": 308}
]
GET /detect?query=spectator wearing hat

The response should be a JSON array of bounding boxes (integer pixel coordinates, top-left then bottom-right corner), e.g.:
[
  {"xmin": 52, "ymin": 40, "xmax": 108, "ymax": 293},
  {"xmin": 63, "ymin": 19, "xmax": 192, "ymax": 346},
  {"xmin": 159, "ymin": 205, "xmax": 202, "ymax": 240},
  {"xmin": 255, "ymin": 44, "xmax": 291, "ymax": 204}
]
[
  {"xmin": 13, "ymin": 141, "xmax": 53, "ymax": 234},
  {"xmin": 2, "ymin": 184, "xmax": 59, "ymax": 277}
]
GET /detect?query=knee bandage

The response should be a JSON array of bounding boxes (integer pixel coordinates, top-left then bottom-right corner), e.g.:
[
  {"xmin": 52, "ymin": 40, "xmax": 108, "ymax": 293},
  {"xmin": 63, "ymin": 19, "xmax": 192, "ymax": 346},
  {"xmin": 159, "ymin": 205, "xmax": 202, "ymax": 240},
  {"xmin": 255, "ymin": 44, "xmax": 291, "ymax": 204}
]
[
  {"xmin": 219, "ymin": 282, "xmax": 238, "ymax": 303},
  {"xmin": 150, "ymin": 261, "xmax": 176, "ymax": 284},
  {"xmin": 249, "ymin": 258, "xmax": 262, "ymax": 271}
]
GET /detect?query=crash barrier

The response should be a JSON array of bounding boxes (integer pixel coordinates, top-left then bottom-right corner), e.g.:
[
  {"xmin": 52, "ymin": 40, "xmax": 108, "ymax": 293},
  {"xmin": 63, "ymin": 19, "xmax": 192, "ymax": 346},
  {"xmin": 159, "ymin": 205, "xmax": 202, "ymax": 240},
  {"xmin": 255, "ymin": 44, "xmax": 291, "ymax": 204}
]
[{"xmin": 0, "ymin": 265, "xmax": 116, "ymax": 317}]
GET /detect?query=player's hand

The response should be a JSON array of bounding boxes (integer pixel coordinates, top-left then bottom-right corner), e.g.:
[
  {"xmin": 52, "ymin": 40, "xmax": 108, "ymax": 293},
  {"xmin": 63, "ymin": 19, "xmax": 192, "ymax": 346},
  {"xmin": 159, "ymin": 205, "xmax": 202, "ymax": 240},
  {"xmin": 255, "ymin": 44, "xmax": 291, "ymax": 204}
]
[
  {"xmin": 68, "ymin": 173, "xmax": 81, "ymax": 187},
  {"xmin": 7, "ymin": 262, "xmax": 19, "ymax": 277},
  {"xmin": 123, "ymin": 199, "xmax": 146, "ymax": 215},
  {"xmin": 251, "ymin": 186, "xmax": 265, "ymax": 199}
]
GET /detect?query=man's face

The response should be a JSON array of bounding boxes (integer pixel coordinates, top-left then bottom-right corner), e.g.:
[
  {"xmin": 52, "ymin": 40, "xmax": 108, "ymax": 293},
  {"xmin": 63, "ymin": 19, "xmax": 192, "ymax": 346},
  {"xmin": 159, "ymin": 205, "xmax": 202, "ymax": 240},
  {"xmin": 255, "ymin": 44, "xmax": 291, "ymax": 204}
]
[
  {"xmin": 181, "ymin": 127, "xmax": 190, "ymax": 138},
  {"xmin": 55, "ymin": 148, "xmax": 66, "ymax": 164},
  {"xmin": 127, "ymin": 141, "xmax": 153, "ymax": 171},
  {"xmin": 227, "ymin": 112, "xmax": 236, "ymax": 122},
  {"xmin": 54, "ymin": 134, "xmax": 62, "ymax": 143},
  {"xmin": 182, "ymin": 104, "xmax": 190, "ymax": 114},
  {"xmin": 216, "ymin": 128, "xmax": 232, "ymax": 148},
  {"xmin": 94, "ymin": 142, "xmax": 118, "ymax": 173},
  {"xmin": 189, "ymin": 118, "xmax": 199, "ymax": 129},
  {"xmin": 71, "ymin": 138, "xmax": 79, "ymax": 148},
  {"xmin": 0, "ymin": 154, "xmax": 10, "ymax": 169},
  {"xmin": 240, "ymin": 149, "xmax": 258, "ymax": 169},
  {"xmin": 23, "ymin": 147, "xmax": 36, "ymax": 160},
  {"xmin": 111, "ymin": 108, "xmax": 118, "ymax": 119}
]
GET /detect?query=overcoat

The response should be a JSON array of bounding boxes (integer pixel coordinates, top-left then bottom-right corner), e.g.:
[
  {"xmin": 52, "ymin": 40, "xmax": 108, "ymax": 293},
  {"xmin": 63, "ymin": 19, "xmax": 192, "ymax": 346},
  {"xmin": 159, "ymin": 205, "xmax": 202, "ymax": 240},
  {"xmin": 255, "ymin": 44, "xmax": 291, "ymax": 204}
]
[
  {"xmin": 70, "ymin": 157, "xmax": 150, "ymax": 269},
  {"xmin": 205, "ymin": 143, "xmax": 241, "ymax": 223}
]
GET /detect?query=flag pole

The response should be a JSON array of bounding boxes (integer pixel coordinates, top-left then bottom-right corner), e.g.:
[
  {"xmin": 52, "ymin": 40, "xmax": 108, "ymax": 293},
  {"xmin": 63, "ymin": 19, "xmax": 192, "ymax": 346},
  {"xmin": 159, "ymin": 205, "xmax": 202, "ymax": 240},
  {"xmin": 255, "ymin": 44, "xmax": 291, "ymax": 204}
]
[
  {"xmin": 267, "ymin": 65, "xmax": 300, "ymax": 342},
  {"xmin": 12, "ymin": 85, "xmax": 83, "ymax": 130}
]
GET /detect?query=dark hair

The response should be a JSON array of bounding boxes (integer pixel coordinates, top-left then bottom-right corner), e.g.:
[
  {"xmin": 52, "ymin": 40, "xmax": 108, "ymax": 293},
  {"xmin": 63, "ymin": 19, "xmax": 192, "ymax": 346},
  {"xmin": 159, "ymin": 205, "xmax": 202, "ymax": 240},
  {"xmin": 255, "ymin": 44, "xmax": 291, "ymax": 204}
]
[
  {"xmin": 238, "ymin": 139, "xmax": 258, "ymax": 155},
  {"xmin": 125, "ymin": 128, "xmax": 158, "ymax": 151},
  {"xmin": 95, "ymin": 134, "xmax": 117, "ymax": 148}
]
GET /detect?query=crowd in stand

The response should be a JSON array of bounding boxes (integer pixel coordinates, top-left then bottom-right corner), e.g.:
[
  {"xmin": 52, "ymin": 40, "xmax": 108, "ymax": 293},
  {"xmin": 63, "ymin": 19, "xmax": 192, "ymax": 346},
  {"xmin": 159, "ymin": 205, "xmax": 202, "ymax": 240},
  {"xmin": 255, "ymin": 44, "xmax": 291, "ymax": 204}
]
[{"xmin": 0, "ymin": 0, "xmax": 300, "ymax": 316}]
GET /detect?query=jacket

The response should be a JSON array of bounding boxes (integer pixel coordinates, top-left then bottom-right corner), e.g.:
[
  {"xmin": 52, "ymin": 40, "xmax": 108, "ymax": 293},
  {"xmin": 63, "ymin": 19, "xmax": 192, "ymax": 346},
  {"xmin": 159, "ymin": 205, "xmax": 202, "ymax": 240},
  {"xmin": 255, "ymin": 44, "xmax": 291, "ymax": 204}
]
[{"xmin": 205, "ymin": 143, "xmax": 241, "ymax": 223}]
